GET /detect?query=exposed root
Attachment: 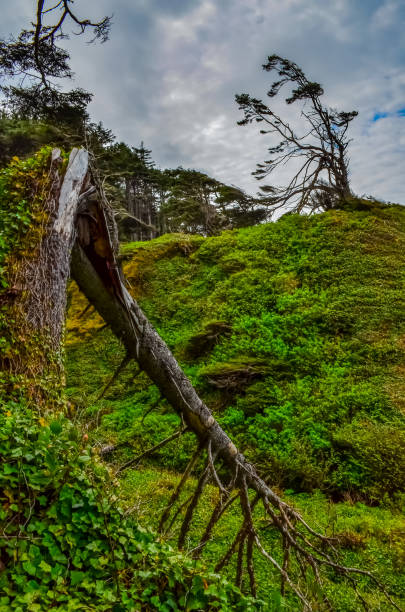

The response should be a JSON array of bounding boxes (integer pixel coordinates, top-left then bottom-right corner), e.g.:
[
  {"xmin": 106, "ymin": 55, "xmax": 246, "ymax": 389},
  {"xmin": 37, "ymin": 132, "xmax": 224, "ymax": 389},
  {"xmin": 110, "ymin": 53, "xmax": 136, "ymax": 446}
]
[
  {"xmin": 215, "ymin": 521, "xmax": 249, "ymax": 573},
  {"xmin": 157, "ymin": 446, "xmax": 403, "ymax": 611},
  {"xmin": 70, "ymin": 170, "xmax": 403, "ymax": 612},
  {"xmin": 236, "ymin": 533, "xmax": 245, "ymax": 589},
  {"xmin": 178, "ymin": 460, "xmax": 211, "ymax": 550},
  {"xmin": 193, "ymin": 491, "xmax": 239, "ymax": 559},
  {"xmin": 246, "ymin": 531, "xmax": 256, "ymax": 598},
  {"xmin": 77, "ymin": 302, "xmax": 94, "ymax": 319},
  {"xmin": 158, "ymin": 442, "xmax": 204, "ymax": 534}
]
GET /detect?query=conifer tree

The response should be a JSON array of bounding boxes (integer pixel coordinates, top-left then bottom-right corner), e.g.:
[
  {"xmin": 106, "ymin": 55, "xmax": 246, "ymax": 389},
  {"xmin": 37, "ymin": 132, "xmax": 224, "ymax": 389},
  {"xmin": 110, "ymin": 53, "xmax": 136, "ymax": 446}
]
[{"xmin": 236, "ymin": 55, "xmax": 358, "ymax": 213}]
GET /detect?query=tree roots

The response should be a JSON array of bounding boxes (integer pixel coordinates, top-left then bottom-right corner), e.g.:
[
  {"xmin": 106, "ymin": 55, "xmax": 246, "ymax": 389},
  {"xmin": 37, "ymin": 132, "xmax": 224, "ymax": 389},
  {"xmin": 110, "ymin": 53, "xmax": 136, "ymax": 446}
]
[{"xmin": 157, "ymin": 439, "xmax": 402, "ymax": 611}]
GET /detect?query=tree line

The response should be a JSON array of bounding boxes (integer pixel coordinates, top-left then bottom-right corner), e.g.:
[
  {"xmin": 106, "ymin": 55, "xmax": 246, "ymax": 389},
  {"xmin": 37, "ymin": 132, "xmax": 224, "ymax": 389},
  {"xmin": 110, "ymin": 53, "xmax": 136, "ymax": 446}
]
[
  {"xmin": 93, "ymin": 141, "xmax": 270, "ymax": 240},
  {"xmin": 0, "ymin": 1, "xmax": 268, "ymax": 240}
]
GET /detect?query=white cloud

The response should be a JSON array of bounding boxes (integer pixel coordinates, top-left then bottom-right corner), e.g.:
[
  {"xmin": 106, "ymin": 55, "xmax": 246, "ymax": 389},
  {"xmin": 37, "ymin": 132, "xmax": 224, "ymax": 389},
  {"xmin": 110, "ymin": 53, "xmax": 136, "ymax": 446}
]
[
  {"xmin": 351, "ymin": 114, "xmax": 405, "ymax": 202},
  {"xmin": 371, "ymin": 0, "xmax": 402, "ymax": 30},
  {"xmin": 1, "ymin": 0, "xmax": 404, "ymax": 204}
]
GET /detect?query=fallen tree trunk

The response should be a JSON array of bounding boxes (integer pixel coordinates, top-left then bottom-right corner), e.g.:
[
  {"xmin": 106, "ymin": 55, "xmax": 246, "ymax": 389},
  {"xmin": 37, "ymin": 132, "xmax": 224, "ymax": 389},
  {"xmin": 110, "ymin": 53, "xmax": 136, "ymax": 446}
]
[
  {"xmin": 71, "ymin": 243, "xmax": 238, "ymax": 458},
  {"xmin": 71, "ymin": 241, "xmax": 285, "ymax": 504},
  {"xmin": 70, "ymin": 161, "xmax": 400, "ymax": 611},
  {"xmin": 4, "ymin": 146, "xmax": 396, "ymax": 609},
  {"xmin": 3, "ymin": 148, "xmax": 251, "ymax": 611}
]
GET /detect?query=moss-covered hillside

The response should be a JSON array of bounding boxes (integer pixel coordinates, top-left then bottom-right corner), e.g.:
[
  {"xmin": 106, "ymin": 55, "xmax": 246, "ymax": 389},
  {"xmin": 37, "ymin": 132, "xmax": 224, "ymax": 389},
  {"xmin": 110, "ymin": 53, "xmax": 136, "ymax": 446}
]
[
  {"xmin": 63, "ymin": 202, "xmax": 405, "ymax": 610},
  {"xmin": 67, "ymin": 205, "xmax": 405, "ymax": 502}
]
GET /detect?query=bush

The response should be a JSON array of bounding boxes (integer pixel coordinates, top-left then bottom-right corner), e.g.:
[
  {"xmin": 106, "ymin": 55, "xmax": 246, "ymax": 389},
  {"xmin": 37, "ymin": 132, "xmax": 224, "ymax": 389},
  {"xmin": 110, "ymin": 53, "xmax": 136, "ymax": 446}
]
[{"xmin": 331, "ymin": 421, "xmax": 405, "ymax": 500}]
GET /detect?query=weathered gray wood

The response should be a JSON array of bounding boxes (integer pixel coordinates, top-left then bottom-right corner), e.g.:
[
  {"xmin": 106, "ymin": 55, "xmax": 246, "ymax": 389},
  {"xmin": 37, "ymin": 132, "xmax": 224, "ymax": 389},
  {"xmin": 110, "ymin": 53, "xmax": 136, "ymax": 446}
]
[
  {"xmin": 54, "ymin": 148, "xmax": 89, "ymax": 239},
  {"xmin": 3, "ymin": 148, "xmax": 89, "ymax": 405},
  {"xmin": 22, "ymin": 148, "xmax": 89, "ymax": 346},
  {"xmin": 69, "ymin": 169, "xmax": 400, "ymax": 611},
  {"xmin": 70, "ymin": 242, "xmax": 282, "ymax": 505},
  {"xmin": 5, "ymin": 146, "xmax": 393, "ymax": 607}
]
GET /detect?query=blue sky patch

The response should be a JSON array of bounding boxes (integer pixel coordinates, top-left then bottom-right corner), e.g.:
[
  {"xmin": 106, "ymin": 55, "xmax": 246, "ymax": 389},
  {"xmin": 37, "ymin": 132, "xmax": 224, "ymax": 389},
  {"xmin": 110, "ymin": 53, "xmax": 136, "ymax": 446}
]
[
  {"xmin": 372, "ymin": 109, "xmax": 405, "ymax": 121},
  {"xmin": 372, "ymin": 111, "xmax": 389, "ymax": 121}
]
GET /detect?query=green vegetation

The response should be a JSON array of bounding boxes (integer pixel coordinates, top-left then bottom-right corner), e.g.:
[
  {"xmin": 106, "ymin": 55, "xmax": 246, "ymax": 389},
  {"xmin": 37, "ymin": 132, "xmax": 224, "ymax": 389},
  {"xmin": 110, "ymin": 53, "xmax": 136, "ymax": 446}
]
[
  {"xmin": 236, "ymin": 55, "xmax": 358, "ymax": 212},
  {"xmin": 0, "ymin": 150, "xmax": 253, "ymax": 611},
  {"xmin": 118, "ymin": 466, "xmax": 405, "ymax": 609},
  {"xmin": 65, "ymin": 203, "xmax": 405, "ymax": 609},
  {"xmin": 0, "ymin": 404, "xmax": 255, "ymax": 611},
  {"xmin": 67, "ymin": 205, "xmax": 405, "ymax": 501},
  {"xmin": 2, "ymin": 5, "xmax": 404, "ymax": 609},
  {"xmin": 0, "ymin": 147, "xmax": 67, "ymax": 406},
  {"xmin": 0, "ymin": 148, "xmax": 55, "ymax": 282}
]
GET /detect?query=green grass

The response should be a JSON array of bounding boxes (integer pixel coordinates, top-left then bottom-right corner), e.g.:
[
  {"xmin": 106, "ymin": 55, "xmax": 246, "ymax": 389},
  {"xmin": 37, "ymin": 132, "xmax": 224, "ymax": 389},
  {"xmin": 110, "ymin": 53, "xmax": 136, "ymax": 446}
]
[
  {"xmin": 116, "ymin": 463, "xmax": 405, "ymax": 611},
  {"xmin": 0, "ymin": 149, "xmax": 253, "ymax": 612}
]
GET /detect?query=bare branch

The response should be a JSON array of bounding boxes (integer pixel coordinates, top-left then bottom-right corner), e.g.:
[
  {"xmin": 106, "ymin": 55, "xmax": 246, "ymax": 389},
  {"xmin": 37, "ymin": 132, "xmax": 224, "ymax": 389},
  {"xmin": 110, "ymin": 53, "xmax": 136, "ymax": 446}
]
[
  {"xmin": 71, "ymin": 175, "xmax": 400, "ymax": 611},
  {"xmin": 96, "ymin": 353, "xmax": 132, "ymax": 401},
  {"xmin": 159, "ymin": 442, "xmax": 204, "ymax": 533},
  {"xmin": 116, "ymin": 426, "xmax": 189, "ymax": 475}
]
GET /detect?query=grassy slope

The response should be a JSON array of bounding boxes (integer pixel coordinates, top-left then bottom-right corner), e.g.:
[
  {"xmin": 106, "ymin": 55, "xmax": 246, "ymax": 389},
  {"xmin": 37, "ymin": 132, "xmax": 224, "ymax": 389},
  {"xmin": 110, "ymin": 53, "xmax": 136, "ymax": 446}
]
[{"xmin": 66, "ymin": 205, "xmax": 405, "ymax": 609}]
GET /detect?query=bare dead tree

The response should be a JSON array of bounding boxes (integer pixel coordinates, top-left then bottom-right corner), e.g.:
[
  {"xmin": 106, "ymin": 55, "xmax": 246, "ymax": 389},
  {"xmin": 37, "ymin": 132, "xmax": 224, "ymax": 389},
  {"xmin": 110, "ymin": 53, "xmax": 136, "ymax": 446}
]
[
  {"xmin": 236, "ymin": 55, "xmax": 358, "ymax": 214},
  {"xmin": 68, "ymin": 151, "xmax": 401, "ymax": 611}
]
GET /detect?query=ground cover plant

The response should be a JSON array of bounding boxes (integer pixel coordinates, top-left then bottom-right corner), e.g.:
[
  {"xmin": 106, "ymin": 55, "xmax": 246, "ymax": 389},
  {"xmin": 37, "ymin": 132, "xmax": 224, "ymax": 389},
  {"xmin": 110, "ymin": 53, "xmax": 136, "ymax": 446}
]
[
  {"xmin": 0, "ymin": 404, "xmax": 256, "ymax": 611},
  {"xmin": 1, "ymin": 147, "xmax": 404, "ymax": 611},
  {"xmin": 65, "ymin": 202, "xmax": 405, "ymax": 609},
  {"xmin": 67, "ymin": 204, "xmax": 405, "ymax": 501},
  {"xmin": 2, "ymin": 4, "xmax": 404, "ymax": 609}
]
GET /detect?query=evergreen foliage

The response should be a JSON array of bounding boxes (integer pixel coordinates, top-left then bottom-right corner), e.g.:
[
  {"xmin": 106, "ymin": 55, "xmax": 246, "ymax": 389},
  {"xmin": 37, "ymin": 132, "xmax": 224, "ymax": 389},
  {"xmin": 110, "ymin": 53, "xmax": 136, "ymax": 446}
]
[
  {"xmin": 0, "ymin": 1, "xmax": 111, "ymax": 125},
  {"xmin": 2, "ymin": 6, "xmax": 403, "ymax": 611},
  {"xmin": 0, "ymin": 122, "xmax": 267, "ymax": 238}
]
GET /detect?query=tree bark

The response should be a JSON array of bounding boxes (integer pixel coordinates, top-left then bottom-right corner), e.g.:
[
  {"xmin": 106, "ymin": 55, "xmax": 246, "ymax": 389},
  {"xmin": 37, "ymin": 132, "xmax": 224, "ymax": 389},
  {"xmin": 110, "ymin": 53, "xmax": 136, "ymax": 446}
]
[
  {"xmin": 71, "ymin": 213, "xmax": 400, "ymax": 611},
  {"xmin": 15, "ymin": 148, "xmax": 89, "ymax": 347},
  {"xmin": 1, "ymin": 147, "xmax": 397, "ymax": 609}
]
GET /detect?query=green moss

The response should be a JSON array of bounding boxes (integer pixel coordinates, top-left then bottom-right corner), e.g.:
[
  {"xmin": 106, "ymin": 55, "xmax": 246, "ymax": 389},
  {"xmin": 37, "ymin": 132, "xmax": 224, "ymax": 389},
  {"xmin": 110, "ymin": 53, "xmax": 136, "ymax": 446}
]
[
  {"xmin": 0, "ymin": 148, "xmax": 69, "ymax": 406},
  {"xmin": 0, "ymin": 150, "xmax": 253, "ymax": 611},
  {"xmin": 117, "ymin": 465, "xmax": 405, "ymax": 609},
  {"xmin": 62, "ymin": 198, "xmax": 405, "ymax": 609}
]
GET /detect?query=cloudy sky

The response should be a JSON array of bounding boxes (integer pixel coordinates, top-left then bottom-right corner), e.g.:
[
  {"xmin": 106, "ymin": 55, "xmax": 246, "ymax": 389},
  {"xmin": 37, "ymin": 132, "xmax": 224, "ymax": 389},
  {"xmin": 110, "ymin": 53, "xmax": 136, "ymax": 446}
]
[{"xmin": 3, "ymin": 0, "xmax": 405, "ymax": 203}]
